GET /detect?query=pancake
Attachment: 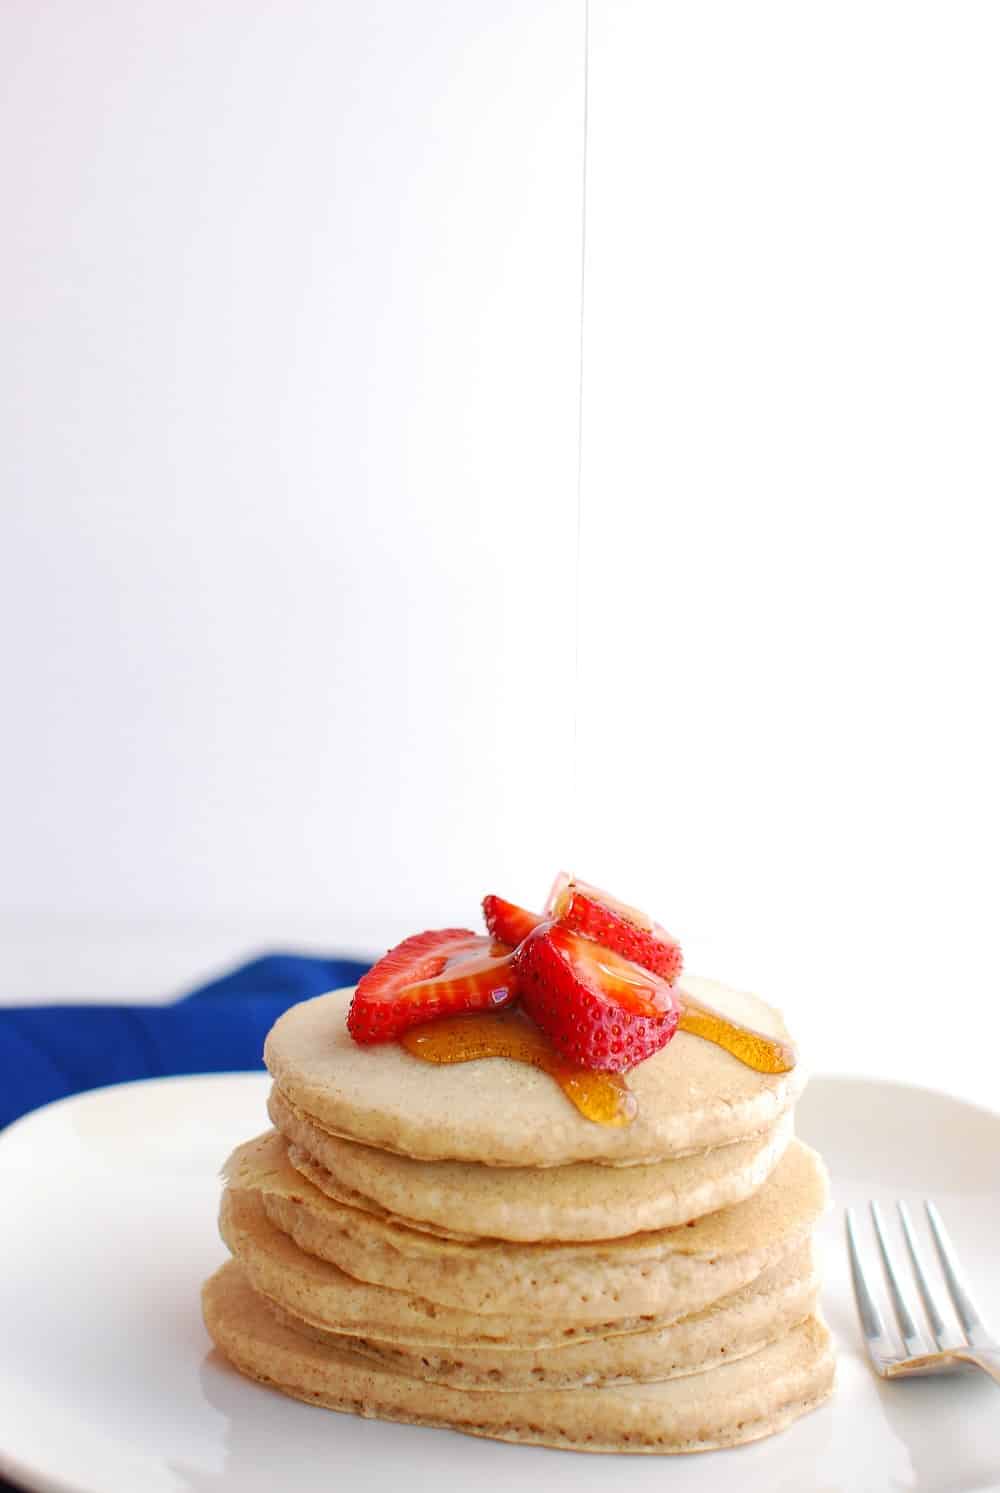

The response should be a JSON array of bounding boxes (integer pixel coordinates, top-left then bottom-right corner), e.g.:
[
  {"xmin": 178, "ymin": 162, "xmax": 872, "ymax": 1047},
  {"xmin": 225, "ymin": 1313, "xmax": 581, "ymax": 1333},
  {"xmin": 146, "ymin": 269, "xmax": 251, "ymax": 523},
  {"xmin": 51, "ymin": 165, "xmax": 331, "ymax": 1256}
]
[
  {"xmin": 203, "ymin": 1262, "xmax": 835, "ymax": 1453},
  {"xmin": 262, "ymin": 1093, "xmax": 793, "ymax": 1241},
  {"xmin": 219, "ymin": 1189, "xmax": 713, "ymax": 1349},
  {"xmin": 266, "ymin": 1241, "xmax": 820, "ymax": 1390},
  {"xmin": 222, "ymin": 1133, "xmax": 828, "ymax": 1322},
  {"xmin": 219, "ymin": 1140, "xmax": 829, "ymax": 1331},
  {"xmin": 263, "ymin": 978, "xmax": 805, "ymax": 1167}
]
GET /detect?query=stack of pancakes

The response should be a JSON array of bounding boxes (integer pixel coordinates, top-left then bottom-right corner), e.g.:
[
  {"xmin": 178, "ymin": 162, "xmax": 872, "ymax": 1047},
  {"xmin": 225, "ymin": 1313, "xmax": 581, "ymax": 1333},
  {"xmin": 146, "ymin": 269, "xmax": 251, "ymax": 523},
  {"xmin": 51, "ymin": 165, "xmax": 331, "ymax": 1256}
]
[{"xmin": 203, "ymin": 976, "xmax": 834, "ymax": 1454}]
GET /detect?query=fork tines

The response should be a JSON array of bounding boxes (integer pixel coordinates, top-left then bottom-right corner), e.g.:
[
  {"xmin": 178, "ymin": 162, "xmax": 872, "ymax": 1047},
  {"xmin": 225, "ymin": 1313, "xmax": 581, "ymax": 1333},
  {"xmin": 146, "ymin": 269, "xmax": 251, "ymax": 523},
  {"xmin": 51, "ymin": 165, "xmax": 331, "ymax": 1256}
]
[{"xmin": 846, "ymin": 1199, "xmax": 994, "ymax": 1376}]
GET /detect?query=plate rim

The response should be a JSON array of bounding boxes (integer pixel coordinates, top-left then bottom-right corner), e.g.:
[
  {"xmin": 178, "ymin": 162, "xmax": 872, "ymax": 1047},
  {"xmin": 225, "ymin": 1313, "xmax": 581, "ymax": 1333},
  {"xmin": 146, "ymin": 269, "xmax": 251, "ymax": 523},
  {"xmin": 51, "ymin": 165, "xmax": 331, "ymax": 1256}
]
[
  {"xmin": 0, "ymin": 1068, "xmax": 267, "ymax": 1145},
  {"xmin": 802, "ymin": 1068, "xmax": 1000, "ymax": 1124}
]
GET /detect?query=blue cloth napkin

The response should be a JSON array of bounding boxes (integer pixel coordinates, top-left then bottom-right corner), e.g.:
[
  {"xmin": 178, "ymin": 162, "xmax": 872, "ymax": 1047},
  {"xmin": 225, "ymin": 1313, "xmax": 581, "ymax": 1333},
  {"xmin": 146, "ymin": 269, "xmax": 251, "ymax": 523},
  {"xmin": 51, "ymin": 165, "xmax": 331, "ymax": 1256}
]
[{"xmin": 0, "ymin": 952, "xmax": 372, "ymax": 1131}]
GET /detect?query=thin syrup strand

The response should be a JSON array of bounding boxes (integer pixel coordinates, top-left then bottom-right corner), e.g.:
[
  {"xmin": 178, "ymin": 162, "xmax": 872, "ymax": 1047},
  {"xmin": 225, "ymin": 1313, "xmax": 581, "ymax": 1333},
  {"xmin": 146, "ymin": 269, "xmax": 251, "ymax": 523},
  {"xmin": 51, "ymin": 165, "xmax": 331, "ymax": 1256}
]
[{"xmin": 570, "ymin": 0, "xmax": 590, "ymax": 858}]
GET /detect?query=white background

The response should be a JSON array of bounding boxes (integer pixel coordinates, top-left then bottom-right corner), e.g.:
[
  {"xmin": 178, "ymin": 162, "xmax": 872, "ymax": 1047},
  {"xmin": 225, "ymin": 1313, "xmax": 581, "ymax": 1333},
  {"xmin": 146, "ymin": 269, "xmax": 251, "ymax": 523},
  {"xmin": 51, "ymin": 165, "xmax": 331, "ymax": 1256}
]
[{"xmin": 2, "ymin": 2, "xmax": 998, "ymax": 1102}]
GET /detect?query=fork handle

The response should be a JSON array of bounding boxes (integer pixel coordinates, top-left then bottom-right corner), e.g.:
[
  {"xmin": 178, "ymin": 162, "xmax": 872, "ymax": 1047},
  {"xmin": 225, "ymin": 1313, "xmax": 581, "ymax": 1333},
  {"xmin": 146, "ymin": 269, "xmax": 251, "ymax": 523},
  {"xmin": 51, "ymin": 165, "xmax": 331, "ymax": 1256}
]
[{"xmin": 956, "ymin": 1348, "xmax": 1000, "ymax": 1387}]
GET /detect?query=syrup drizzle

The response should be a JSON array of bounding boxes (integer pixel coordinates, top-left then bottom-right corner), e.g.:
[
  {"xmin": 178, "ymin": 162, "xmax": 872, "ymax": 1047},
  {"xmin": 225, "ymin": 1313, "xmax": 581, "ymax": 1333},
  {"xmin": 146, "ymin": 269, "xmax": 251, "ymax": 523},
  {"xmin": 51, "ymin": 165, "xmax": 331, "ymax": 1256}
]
[
  {"xmin": 401, "ymin": 994, "xmax": 796, "ymax": 1129},
  {"xmin": 400, "ymin": 1008, "xmax": 637, "ymax": 1128},
  {"xmin": 677, "ymin": 998, "xmax": 797, "ymax": 1076}
]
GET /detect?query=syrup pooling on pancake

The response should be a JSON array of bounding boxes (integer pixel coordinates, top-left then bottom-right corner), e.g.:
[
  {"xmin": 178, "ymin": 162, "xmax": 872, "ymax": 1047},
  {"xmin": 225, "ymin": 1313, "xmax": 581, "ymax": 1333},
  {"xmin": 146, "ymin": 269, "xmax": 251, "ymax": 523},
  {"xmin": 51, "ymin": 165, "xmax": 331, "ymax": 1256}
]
[
  {"xmin": 401, "ymin": 1004, "xmax": 793, "ymax": 1128},
  {"xmin": 401, "ymin": 1008, "xmax": 638, "ymax": 1127}
]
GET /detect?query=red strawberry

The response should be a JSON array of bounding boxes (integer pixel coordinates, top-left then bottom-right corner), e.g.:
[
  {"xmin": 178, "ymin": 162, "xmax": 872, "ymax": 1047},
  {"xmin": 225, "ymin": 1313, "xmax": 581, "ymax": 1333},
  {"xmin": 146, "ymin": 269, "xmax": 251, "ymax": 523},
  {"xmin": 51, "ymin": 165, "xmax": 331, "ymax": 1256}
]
[
  {"xmin": 482, "ymin": 894, "xmax": 543, "ymax": 948},
  {"xmin": 545, "ymin": 873, "xmax": 683, "ymax": 983},
  {"xmin": 514, "ymin": 923, "xmax": 679, "ymax": 1072},
  {"xmin": 347, "ymin": 929, "xmax": 517, "ymax": 1045}
]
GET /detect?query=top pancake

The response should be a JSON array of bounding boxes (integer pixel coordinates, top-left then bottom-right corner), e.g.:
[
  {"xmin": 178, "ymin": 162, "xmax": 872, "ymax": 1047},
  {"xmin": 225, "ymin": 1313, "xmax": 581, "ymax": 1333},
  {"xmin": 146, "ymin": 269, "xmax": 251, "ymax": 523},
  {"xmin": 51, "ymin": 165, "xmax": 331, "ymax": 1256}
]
[{"xmin": 264, "ymin": 977, "xmax": 805, "ymax": 1166}]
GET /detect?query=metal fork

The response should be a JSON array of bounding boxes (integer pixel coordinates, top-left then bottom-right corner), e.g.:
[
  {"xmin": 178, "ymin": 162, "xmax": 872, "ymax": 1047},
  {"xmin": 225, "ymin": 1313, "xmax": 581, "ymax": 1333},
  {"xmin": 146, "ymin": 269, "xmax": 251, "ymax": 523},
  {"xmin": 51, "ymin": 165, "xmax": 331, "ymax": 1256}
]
[{"xmin": 846, "ymin": 1201, "xmax": 1000, "ymax": 1386}]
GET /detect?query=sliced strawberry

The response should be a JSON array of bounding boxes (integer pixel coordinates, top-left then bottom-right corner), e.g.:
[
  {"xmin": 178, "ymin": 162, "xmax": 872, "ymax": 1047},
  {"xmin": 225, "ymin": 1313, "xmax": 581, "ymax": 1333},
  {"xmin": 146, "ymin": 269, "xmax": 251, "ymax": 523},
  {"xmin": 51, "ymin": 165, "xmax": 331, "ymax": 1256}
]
[
  {"xmin": 482, "ymin": 894, "xmax": 543, "ymax": 948},
  {"xmin": 545, "ymin": 873, "xmax": 683, "ymax": 983},
  {"xmin": 514, "ymin": 923, "xmax": 679, "ymax": 1072},
  {"xmin": 347, "ymin": 929, "xmax": 517, "ymax": 1045}
]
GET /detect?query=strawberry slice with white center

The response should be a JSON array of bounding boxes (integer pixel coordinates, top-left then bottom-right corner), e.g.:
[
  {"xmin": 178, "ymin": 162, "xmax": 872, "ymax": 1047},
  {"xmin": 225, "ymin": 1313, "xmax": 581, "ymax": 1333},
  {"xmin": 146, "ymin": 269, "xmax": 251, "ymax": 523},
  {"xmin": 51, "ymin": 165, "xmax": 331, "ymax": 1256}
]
[
  {"xmin": 482, "ymin": 894, "xmax": 544, "ymax": 948},
  {"xmin": 514, "ymin": 923, "xmax": 679, "ymax": 1072},
  {"xmin": 347, "ymin": 929, "xmax": 517, "ymax": 1045},
  {"xmin": 545, "ymin": 873, "xmax": 683, "ymax": 983}
]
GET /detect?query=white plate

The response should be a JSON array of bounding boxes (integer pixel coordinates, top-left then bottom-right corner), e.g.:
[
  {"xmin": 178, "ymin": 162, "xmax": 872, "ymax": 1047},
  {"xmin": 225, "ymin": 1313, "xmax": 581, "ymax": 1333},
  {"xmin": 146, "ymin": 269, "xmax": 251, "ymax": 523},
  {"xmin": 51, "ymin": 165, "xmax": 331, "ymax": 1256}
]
[{"xmin": 1, "ymin": 1072, "xmax": 999, "ymax": 1493}]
